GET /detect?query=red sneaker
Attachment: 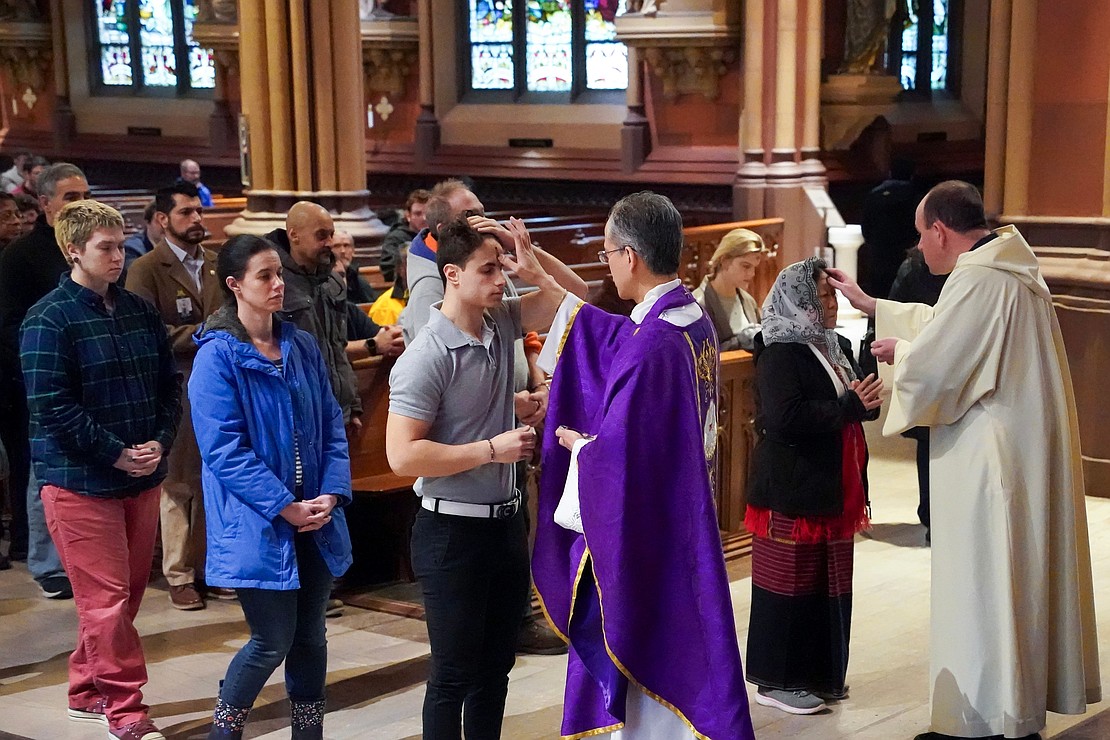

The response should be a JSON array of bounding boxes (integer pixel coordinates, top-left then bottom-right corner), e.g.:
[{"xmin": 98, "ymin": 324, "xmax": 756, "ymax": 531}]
[
  {"xmin": 109, "ymin": 718, "xmax": 165, "ymax": 740},
  {"xmin": 67, "ymin": 697, "xmax": 108, "ymax": 725}
]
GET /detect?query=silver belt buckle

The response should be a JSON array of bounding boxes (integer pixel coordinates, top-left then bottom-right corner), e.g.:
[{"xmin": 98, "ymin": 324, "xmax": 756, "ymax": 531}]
[{"xmin": 495, "ymin": 499, "xmax": 518, "ymax": 520}]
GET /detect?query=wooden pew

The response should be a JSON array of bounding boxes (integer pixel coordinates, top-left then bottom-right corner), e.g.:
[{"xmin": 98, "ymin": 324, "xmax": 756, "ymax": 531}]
[
  {"xmin": 680, "ymin": 218, "xmax": 785, "ymax": 304},
  {"xmin": 90, "ymin": 188, "xmax": 247, "ymax": 247},
  {"xmin": 343, "ymin": 355, "xmax": 419, "ymax": 595},
  {"xmin": 202, "ymin": 196, "xmax": 248, "ymax": 246},
  {"xmin": 717, "ymin": 350, "xmax": 757, "ymax": 559}
]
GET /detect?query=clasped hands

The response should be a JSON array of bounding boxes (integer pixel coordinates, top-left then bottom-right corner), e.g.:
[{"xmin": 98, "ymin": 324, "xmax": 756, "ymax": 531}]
[
  {"xmin": 514, "ymin": 385, "xmax": 548, "ymax": 426},
  {"xmin": 114, "ymin": 441, "xmax": 163, "ymax": 477},
  {"xmin": 850, "ymin": 374, "xmax": 884, "ymax": 411},
  {"xmin": 373, "ymin": 324, "xmax": 405, "ymax": 358},
  {"xmin": 280, "ymin": 494, "xmax": 339, "ymax": 533}
]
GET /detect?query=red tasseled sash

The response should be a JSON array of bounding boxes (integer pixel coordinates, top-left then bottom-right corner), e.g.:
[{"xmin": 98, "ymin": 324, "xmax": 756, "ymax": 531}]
[{"xmin": 745, "ymin": 421, "xmax": 870, "ymax": 543}]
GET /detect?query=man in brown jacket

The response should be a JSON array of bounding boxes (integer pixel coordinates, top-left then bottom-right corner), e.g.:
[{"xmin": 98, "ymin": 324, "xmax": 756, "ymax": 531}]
[{"xmin": 126, "ymin": 182, "xmax": 225, "ymax": 610}]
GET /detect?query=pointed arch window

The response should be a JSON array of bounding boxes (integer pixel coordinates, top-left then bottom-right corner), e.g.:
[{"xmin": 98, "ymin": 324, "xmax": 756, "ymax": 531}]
[
  {"xmin": 90, "ymin": 0, "xmax": 215, "ymax": 96},
  {"xmin": 888, "ymin": 0, "xmax": 961, "ymax": 95},
  {"xmin": 463, "ymin": 0, "xmax": 629, "ymax": 101}
]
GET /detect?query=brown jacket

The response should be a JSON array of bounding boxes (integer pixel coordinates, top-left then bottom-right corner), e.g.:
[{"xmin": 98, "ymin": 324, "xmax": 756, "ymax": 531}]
[{"xmin": 125, "ymin": 238, "xmax": 223, "ymax": 369}]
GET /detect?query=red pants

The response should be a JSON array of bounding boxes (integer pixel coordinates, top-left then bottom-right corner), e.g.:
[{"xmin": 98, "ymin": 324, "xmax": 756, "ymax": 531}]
[{"xmin": 42, "ymin": 484, "xmax": 160, "ymax": 729}]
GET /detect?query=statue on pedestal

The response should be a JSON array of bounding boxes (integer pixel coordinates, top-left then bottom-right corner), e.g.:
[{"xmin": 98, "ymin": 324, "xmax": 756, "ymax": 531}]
[{"xmin": 841, "ymin": 0, "xmax": 912, "ymax": 74}]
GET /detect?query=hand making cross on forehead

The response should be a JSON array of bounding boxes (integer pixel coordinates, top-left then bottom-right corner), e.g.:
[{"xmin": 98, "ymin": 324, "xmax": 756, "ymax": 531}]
[{"xmin": 499, "ymin": 217, "xmax": 543, "ymax": 283}]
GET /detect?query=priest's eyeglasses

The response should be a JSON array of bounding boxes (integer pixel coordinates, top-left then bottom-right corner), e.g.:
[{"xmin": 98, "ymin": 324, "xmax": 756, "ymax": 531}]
[{"xmin": 597, "ymin": 245, "xmax": 637, "ymax": 263}]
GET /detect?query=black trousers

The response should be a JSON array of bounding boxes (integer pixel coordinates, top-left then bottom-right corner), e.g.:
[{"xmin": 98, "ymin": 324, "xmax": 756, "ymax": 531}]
[
  {"xmin": 411, "ymin": 507, "xmax": 530, "ymax": 740},
  {"xmin": 0, "ymin": 382, "xmax": 29, "ymax": 555},
  {"xmin": 915, "ymin": 433, "xmax": 930, "ymax": 529}
]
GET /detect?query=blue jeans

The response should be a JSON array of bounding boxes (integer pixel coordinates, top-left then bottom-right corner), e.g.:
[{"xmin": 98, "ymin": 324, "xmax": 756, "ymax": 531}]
[
  {"xmin": 219, "ymin": 533, "xmax": 333, "ymax": 708},
  {"xmin": 26, "ymin": 470, "xmax": 65, "ymax": 583},
  {"xmin": 411, "ymin": 507, "xmax": 530, "ymax": 740}
]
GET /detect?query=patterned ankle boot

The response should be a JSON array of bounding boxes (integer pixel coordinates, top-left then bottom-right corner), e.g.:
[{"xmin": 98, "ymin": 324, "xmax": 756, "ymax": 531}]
[
  {"xmin": 207, "ymin": 696, "xmax": 250, "ymax": 739},
  {"xmin": 290, "ymin": 698, "xmax": 326, "ymax": 740}
]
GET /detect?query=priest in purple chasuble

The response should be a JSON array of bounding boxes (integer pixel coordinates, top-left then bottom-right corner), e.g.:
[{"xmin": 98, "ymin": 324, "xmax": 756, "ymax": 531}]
[{"xmin": 533, "ymin": 192, "xmax": 755, "ymax": 740}]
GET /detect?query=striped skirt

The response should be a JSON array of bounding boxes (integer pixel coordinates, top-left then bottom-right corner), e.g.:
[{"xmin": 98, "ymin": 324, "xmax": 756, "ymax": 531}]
[{"xmin": 744, "ymin": 512, "xmax": 855, "ymax": 695}]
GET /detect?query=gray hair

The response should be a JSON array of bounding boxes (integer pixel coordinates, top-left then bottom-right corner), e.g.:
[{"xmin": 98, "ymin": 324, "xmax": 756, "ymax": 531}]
[
  {"xmin": 37, "ymin": 163, "xmax": 87, "ymax": 200},
  {"xmin": 606, "ymin": 191, "xmax": 683, "ymax": 275}
]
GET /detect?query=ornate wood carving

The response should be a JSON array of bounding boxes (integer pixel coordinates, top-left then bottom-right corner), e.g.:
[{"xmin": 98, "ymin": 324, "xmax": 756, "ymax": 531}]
[
  {"xmin": 362, "ymin": 46, "xmax": 417, "ymax": 95},
  {"xmin": 0, "ymin": 20, "xmax": 50, "ymax": 108},
  {"xmin": 361, "ymin": 16, "xmax": 418, "ymax": 96},
  {"xmin": 678, "ymin": 218, "xmax": 784, "ymax": 302},
  {"xmin": 642, "ymin": 45, "xmax": 738, "ymax": 101},
  {"xmin": 717, "ymin": 350, "xmax": 755, "ymax": 547},
  {"xmin": 616, "ymin": 7, "xmax": 740, "ymax": 101}
]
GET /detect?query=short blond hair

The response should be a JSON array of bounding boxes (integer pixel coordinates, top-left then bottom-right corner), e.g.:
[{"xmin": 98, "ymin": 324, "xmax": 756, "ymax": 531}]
[
  {"xmin": 708, "ymin": 228, "xmax": 765, "ymax": 279},
  {"xmin": 431, "ymin": 178, "xmax": 470, "ymax": 198},
  {"xmin": 55, "ymin": 200, "xmax": 124, "ymax": 266}
]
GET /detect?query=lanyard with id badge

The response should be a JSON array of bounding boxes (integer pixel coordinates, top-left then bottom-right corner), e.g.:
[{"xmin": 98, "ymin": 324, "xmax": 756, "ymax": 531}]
[{"xmin": 175, "ymin": 287, "xmax": 193, "ymax": 320}]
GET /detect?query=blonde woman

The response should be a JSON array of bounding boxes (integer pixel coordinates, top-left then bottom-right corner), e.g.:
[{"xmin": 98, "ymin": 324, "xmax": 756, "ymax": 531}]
[{"xmin": 693, "ymin": 228, "xmax": 765, "ymax": 350}]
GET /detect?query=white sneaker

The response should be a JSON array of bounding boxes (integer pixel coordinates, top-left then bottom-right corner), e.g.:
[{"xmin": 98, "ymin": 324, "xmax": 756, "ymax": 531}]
[{"xmin": 755, "ymin": 688, "xmax": 827, "ymax": 715}]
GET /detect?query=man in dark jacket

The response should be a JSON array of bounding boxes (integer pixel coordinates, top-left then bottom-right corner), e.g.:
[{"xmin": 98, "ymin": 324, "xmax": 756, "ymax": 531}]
[
  {"xmin": 859, "ymin": 158, "xmax": 919, "ymax": 301},
  {"xmin": 378, "ymin": 188, "xmax": 429, "ymax": 286},
  {"xmin": 265, "ymin": 201, "xmax": 362, "ymax": 429},
  {"xmin": 0, "ymin": 162, "xmax": 90, "ymax": 596}
]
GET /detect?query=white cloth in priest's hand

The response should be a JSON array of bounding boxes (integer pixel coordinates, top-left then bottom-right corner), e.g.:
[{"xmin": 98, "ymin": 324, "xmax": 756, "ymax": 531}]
[{"xmin": 554, "ymin": 437, "xmax": 592, "ymax": 533}]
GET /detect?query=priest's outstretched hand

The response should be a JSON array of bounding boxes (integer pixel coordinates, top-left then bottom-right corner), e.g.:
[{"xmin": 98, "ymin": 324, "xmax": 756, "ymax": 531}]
[
  {"xmin": 555, "ymin": 425, "xmax": 588, "ymax": 451},
  {"xmin": 826, "ymin": 267, "xmax": 877, "ymax": 317},
  {"xmin": 869, "ymin": 337, "xmax": 897, "ymax": 365}
]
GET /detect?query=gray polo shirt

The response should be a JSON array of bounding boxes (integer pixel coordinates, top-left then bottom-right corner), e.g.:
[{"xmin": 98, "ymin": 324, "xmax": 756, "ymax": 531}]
[{"xmin": 389, "ymin": 298, "xmax": 522, "ymax": 504}]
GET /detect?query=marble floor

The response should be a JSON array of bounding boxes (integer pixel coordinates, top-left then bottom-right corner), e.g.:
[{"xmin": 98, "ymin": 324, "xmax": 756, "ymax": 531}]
[{"xmin": 3, "ymin": 417, "xmax": 1110, "ymax": 739}]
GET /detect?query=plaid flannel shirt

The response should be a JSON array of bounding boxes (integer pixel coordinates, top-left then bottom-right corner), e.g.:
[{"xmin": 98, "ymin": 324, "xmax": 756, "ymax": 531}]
[{"xmin": 20, "ymin": 276, "xmax": 182, "ymax": 498}]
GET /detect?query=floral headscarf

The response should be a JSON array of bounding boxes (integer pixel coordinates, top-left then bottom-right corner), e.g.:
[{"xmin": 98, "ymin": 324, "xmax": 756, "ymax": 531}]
[{"xmin": 761, "ymin": 257, "xmax": 856, "ymax": 382}]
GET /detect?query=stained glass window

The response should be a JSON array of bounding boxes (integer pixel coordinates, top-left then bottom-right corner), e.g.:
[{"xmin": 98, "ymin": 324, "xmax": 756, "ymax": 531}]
[
  {"xmin": 96, "ymin": 0, "xmax": 133, "ymax": 86},
  {"xmin": 465, "ymin": 0, "xmax": 627, "ymax": 98},
  {"xmin": 470, "ymin": 0, "xmax": 515, "ymax": 89},
  {"xmin": 182, "ymin": 0, "xmax": 215, "ymax": 89},
  {"xmin": 90, "ymin": 0, "xmax": 214, "ymax": 95},
  {"xmin": 899, "ymin": 0, "xmax": 949, "ymax": 92},
  {"xmin": 526, "ymin": 1, "xmax": 572, "ymax": 92},
  {"xmin": 584, "ymin": 0, "xmax": 627, "ymax": 90}
]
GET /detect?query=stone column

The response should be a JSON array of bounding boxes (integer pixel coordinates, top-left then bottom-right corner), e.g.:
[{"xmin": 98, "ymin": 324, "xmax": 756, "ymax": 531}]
[
  {"xmin": 227, "ymin": 0, "xmax": 385, "ymax": 243},
  {"xmin": 734, "ymin": 0, "xmax": 828, "ymax": 266},
  {"xmin": 48, "ymin": 0, "xmax": 76, "ymax": 146},
  {"xmin": 621, "ymin": 47, "xmax": 651, "ymax": 173},
  {"xmin": 799, "ymin": 0, "xmax": 826, "ymax": 184},
  {"xmin": 413, "ymin": 0, "xmax": 439, "ymax": 164},
  {"xmin": 734, "ymin": 0, "xmax": 768, "ymax": 219}
]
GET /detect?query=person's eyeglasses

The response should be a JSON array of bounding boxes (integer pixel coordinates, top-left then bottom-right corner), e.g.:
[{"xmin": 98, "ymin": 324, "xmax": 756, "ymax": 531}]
[{"xmin": 597, "ymin": 245, "xmax": 636, "ymax": 263}]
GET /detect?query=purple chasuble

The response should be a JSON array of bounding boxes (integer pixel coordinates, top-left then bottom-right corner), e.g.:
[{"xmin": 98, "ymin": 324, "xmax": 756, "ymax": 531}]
[{"xmin": 534, "ymin": 286, "xmax": 755, "ymax": 740}]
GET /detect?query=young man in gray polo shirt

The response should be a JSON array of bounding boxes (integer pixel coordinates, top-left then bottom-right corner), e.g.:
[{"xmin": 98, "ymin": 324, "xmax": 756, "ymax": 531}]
[{"xmin": 387, "ymin": 217, "xmax": 584, "ymax": 740}]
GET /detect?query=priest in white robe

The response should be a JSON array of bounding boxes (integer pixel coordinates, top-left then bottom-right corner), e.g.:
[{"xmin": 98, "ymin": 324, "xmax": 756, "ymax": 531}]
[{"xmin": 828, "ymin": 180, "xmax": 1100, "ymax": 740}]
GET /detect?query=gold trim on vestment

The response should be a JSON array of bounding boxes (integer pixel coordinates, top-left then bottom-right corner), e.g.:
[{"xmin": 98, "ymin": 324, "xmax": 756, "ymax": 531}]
[
  {"xmin": 535, "ymin": 547, "xmax": 590, "ymax": 645},
  {"xmin": 557, "ymin": 300, "xmax": 586, "ymax": 359},
  {"xmin": 562, "ymin": 722, "xmax": 626, "ymax": 739},
  {"xmin": 579, "ymin": 529, "xmax": 715, "ymax": 740}
]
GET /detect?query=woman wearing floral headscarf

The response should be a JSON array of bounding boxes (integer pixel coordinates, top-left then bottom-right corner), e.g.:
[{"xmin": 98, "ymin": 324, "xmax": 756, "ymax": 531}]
[{"xmin": 744, "ymin": 257, "xmax": 883, "ymax": 715}]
